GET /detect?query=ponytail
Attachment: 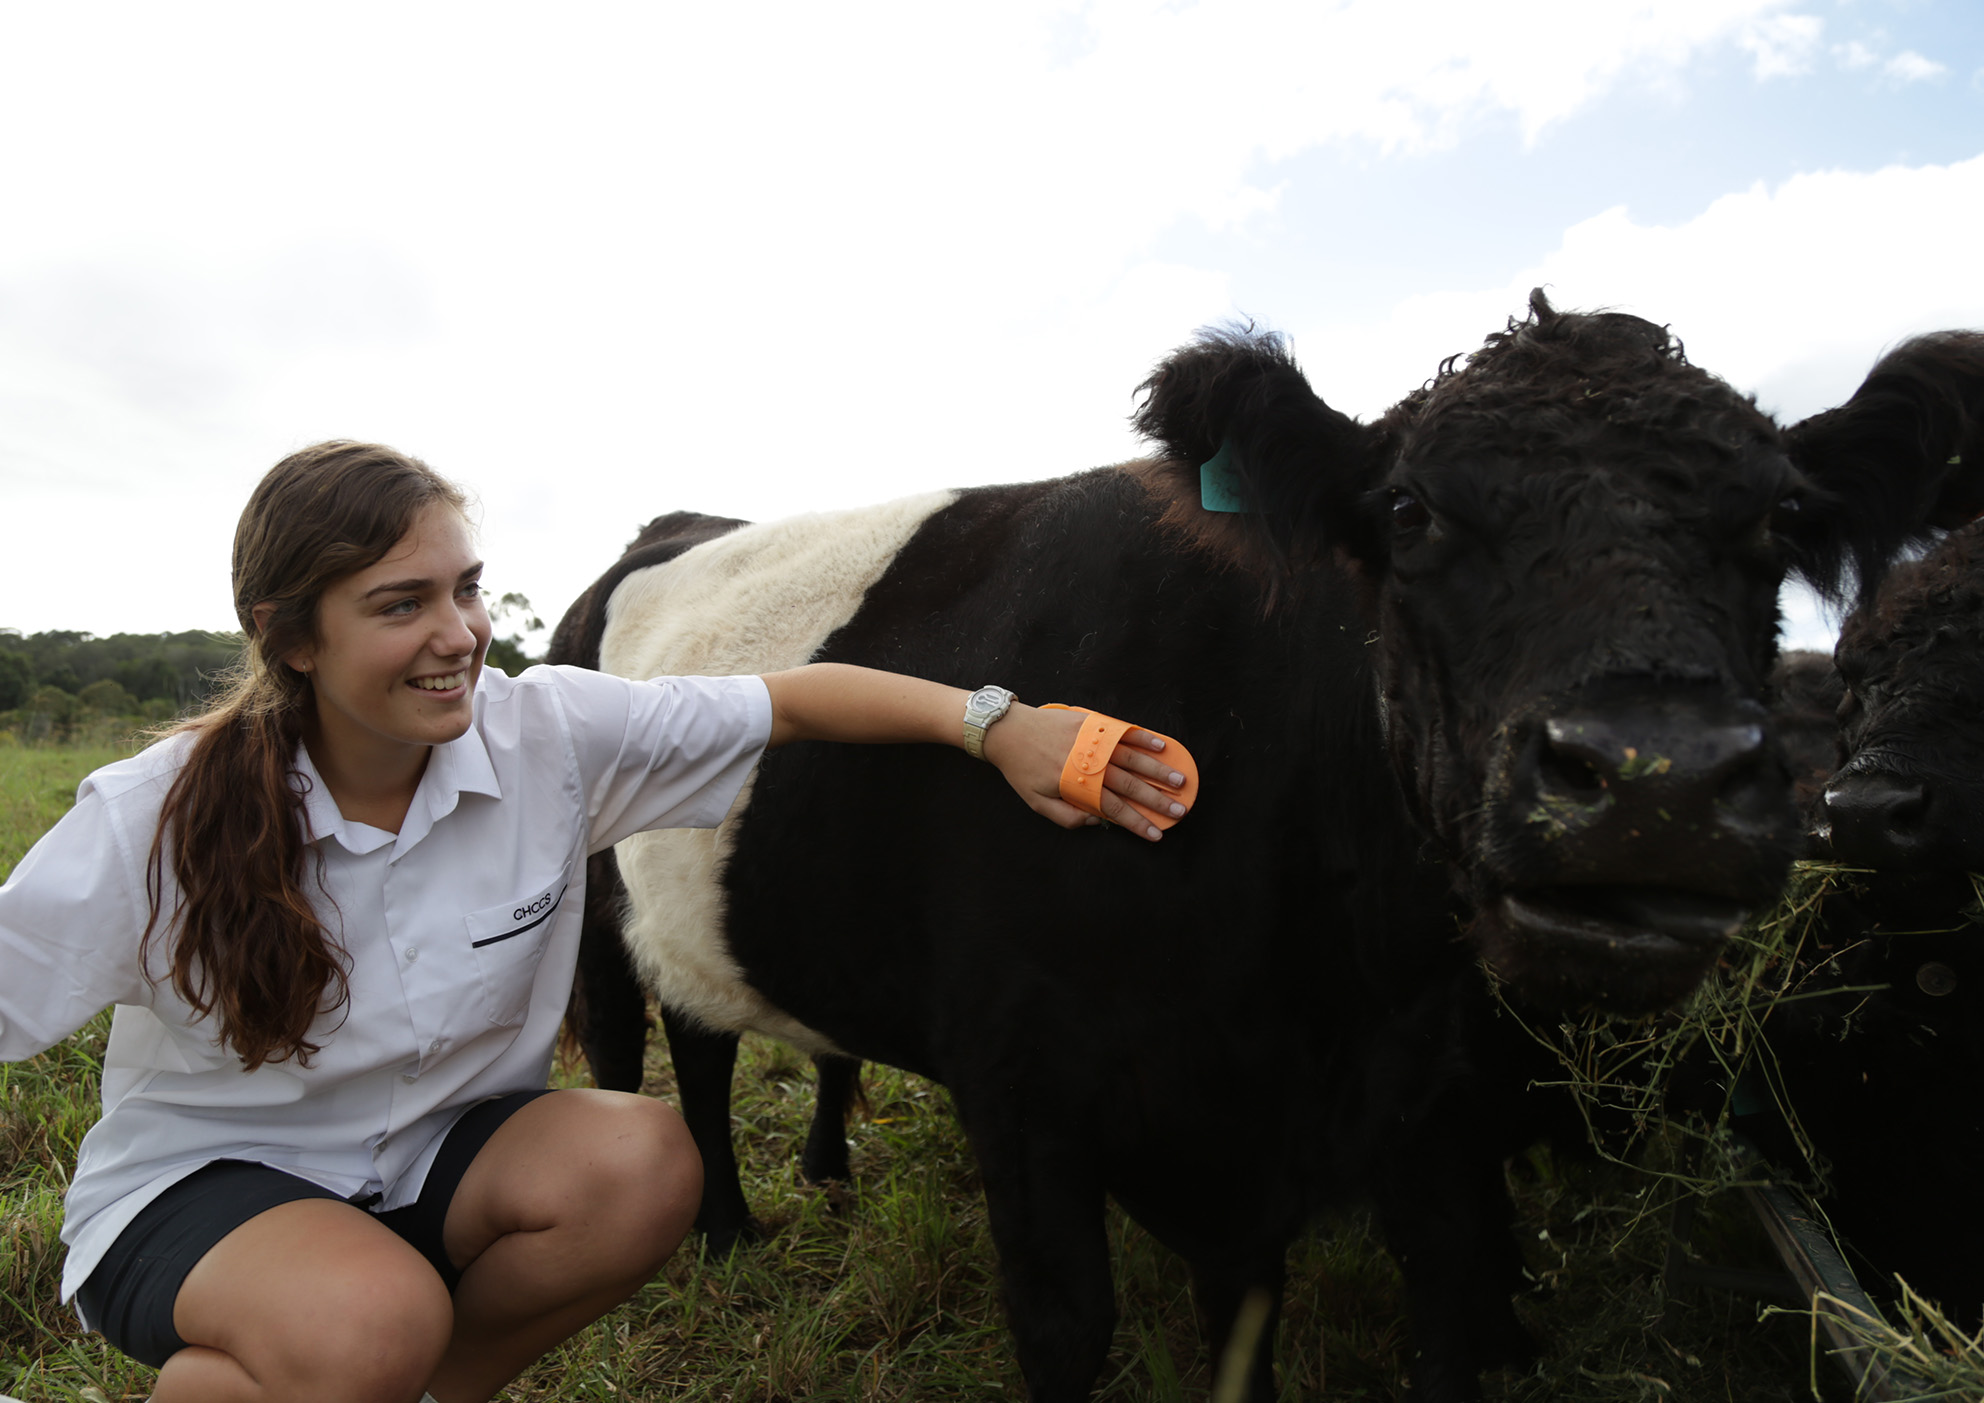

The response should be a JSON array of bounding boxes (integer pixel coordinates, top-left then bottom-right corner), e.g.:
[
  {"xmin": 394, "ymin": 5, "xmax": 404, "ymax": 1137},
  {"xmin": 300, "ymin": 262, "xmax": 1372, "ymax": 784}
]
[{"xmin": 145, "ymin": 658, "xmax": 346, "ymax": 1069}]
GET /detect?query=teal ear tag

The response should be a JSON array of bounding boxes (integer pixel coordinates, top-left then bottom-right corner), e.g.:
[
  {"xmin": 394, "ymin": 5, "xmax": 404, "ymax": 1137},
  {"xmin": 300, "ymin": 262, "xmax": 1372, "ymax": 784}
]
[{"xmin": 1200, "ymin": 441, "xmax": 1247, "ymax": 513}]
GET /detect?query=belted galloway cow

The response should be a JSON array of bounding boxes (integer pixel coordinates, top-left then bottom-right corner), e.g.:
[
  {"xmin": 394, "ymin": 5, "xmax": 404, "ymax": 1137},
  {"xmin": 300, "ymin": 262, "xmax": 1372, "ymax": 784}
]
[
  {"xmin": 1737, "ymin": 519, "xmax": 1984, "ymax": 1327},
  {"xmin": 552, "ymin": 294, "xmax": 1984, "ymax": 1401}
]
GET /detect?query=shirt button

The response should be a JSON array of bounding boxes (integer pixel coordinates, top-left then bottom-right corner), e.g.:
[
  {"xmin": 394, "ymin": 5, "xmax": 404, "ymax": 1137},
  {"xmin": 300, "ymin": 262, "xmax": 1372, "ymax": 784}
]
[
  {"xmin": 429, "ymin": 1039, "xmax": 442, "ymax": 1053},
  {"xmin": 405, "ymin": 945, "xmax": 420, "ymax": 963}
]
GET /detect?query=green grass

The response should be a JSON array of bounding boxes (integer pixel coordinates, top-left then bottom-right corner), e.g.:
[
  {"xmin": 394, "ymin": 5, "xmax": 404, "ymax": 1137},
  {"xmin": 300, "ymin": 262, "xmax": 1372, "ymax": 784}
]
[
  {"xmin": 2, "ymin": 747, "xmax": 1854, "ymax": 1401},
  {"xmin": 0, "ymin": 745, "xmax": 132, "ymax": 879},
  {"xmin": 1512, "ymin": 860, "xmax": 1984, "ymax": 1402}
]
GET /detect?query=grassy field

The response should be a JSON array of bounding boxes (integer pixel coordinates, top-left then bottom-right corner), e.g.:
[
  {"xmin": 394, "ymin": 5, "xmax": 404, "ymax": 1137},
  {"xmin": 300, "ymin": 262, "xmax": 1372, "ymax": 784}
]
[
  {"xmin": 2, "ymin": 745, "xmax": 1850, "ymax": 1402},
  {"xmin": 0, "ymin": 746, "xmax": 134, "ymax": 877}
]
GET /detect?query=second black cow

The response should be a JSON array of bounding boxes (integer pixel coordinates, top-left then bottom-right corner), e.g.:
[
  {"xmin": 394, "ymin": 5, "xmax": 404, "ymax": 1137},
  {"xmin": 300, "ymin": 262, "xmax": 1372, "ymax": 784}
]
[
  {"xmin": 554, "ymin": 296, "xmax": 1984, "ymax": 1401},
  {"xmin": 1739, "ymin": 520, "xmax": 1984, "ymax": 1328}
]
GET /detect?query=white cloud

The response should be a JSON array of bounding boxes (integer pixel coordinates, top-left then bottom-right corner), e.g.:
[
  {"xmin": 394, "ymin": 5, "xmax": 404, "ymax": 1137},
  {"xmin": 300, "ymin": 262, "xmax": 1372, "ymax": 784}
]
[
  {"xmin": 1834, "ymin": 39, "xmax": 1880, "ymax": 71},
  {"xmin": 1884, "ymin": 49, "xmax": 1948, "ymax": 83},
  {"xmin": 1829, "ymin": 38, "xmax": 1947, "ymax": 86},
  {"xmin": 1741, "ymin": 12, "xmax": 1825, "ymax": 79},
  {"xmin": 1281, "ymin": 154, "xmax": 1984, "ymax": 424}
]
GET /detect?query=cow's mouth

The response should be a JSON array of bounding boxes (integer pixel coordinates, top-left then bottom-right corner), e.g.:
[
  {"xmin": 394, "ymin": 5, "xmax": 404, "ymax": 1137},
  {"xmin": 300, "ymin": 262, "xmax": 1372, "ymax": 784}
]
[
  {"xmin": 1488, "ymin": 885, "xmax": 1751, "ymax": 1011},
  {"xmin": 1502, "ymin": 886, "xmax": 1749, "ymax": 951}
]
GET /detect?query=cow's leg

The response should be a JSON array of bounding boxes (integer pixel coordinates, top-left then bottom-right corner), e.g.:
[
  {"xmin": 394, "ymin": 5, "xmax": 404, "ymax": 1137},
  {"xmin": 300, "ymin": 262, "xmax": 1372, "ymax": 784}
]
[
  {"xmin": 1188, "ymin": 1251, "xmax": 1286, "ymax": 1403},
  {"xmin": 573, "ymin": 851, "xmax": 649, "ymax": 1093},
  {"xmin": 1354, "ymin": 973, "xmax": 1542, "ymax": 1402},
  {"xmin": 800, "ymin": 1054, "xmax": 861, "ymax": 1185},
  {"xmin": 659, "ymin": 1005, "xmax": 764, "ymax": 1249},
  {"xmin": 955, "ymin": 1100, "xmax": 1114, "ymax": 1403},
  {"xmin": 1370, "ymin": 1142, "xmax": 1532, "ymax": 1403}
]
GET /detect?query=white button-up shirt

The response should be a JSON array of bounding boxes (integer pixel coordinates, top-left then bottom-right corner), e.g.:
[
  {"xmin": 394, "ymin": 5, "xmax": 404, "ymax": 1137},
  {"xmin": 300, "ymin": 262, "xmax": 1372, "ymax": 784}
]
[{"xmin": 0, "ymin": 665, "xmax": 771, "ymax": 1309}]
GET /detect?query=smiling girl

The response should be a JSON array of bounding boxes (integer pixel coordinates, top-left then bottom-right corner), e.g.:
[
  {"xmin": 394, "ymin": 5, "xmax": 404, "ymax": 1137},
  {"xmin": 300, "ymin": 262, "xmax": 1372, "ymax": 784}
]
[{"xmin": 0, "ymin": 441, "xmax": 1191, "ymax": 1403}]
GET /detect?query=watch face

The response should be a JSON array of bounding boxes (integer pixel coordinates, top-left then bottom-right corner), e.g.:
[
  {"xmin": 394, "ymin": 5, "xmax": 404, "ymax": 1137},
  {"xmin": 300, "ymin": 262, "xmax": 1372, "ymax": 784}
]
[{"xmin": 969, "ymin": 686, "xmax": 1007, "ymax": 713}]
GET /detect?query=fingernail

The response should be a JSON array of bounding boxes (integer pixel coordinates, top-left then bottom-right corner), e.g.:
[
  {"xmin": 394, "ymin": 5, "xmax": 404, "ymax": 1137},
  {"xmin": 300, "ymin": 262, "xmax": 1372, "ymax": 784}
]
[
  {"xmin": 1149, "ymin": 737, "xmax": 1166, "ymax": 750},
  {"xmin": 1168, "ymin": 771, "xmax": 1184, "ymax": 786},
  {"xmin": 1084, "ymin": 816, "xmax": 1101, "ymax": 825},
  {"xmin": 1146, "ymin": 825, "xmax": 1160, "ymax": 839},
  {"xmin": 1168, "ymin": 801, "xmax": 1185, "ymax": 816}
]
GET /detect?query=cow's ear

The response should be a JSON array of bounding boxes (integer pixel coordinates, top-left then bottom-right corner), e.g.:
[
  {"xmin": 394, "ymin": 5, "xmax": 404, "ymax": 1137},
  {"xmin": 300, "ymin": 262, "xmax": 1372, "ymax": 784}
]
[
  {"xmin": 1783, "ymin": 330, "xmax": 1984, "ymax": 608},
  {"xmin": 1132, "ymin": 326, "xmax": 1389, "ymax": 573}
]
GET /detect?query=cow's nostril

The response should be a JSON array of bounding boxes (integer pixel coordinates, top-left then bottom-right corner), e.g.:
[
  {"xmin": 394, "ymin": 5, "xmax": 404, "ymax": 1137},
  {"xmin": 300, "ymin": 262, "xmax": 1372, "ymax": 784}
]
[
  {"xmin": 1825, "ymin": 771, "xmax": 1933, "ymax": 864},
  {"xmin": 1538, "ymin": 719, "xmax": 1616, "ymax": 801},
  {"xmin": 1537, "ymin": 746, "xmax": 1606, "ymax": 801}
]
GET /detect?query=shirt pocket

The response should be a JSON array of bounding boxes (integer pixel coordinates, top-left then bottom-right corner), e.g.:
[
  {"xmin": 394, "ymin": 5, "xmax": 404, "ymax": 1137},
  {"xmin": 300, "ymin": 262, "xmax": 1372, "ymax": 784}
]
[{"xmin": 462, "ymin": 870, "xmax": 571, "ymax": 1028}]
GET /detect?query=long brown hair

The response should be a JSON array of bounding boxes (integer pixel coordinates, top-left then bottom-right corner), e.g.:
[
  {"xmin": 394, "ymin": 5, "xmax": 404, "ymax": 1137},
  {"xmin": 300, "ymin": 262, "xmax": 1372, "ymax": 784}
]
[{"xmin": 145, "ymin": 441, "xmax": 468, "ymax": 1069}]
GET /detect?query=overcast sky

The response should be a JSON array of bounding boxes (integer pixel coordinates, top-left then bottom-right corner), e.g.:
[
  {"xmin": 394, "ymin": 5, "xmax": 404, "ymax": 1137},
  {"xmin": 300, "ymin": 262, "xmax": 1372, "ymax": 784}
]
[{"xmin": 3, "ymin": 0, "xmax": 1980, "ymax": 652}]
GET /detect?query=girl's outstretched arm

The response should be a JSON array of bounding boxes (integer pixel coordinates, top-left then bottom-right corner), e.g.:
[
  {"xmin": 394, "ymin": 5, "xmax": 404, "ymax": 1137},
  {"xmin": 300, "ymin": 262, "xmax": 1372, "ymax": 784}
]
[{"xmin": 759, "ymin": 663, "xmax": 1191, "ymax": 841}]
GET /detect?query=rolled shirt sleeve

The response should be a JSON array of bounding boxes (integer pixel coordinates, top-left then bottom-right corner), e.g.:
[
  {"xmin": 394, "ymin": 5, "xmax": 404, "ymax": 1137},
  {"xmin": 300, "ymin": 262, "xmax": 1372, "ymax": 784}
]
[
  {"xmin": 0, "ymin": 775, "xmax": 158, "ymax": 1061},
  {"xmin": 531, "ymin": 667, "xmax": 773, "ymax": 851}
]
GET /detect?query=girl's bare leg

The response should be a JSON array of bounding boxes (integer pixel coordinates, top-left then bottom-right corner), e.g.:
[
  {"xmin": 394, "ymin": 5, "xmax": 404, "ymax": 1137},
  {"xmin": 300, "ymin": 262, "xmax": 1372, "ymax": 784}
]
[
  {"xmin": 424, "ymin": 1088, "xmax": 701, "ymax": 1403},
  {"xmin": 154, "ymin": 1198, "xmax": 452, "ymax": 1403}
]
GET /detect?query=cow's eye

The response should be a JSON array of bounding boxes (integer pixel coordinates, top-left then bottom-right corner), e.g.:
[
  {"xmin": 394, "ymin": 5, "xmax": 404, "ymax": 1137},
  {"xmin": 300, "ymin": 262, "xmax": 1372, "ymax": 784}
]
[
  {"xmin": 1761, "ymin": 493, "xmax": 1806, "ymax": 544},
  {"xmin": 1390, "ymin": 490, "xmax": 1430, "ymax": 534},
  {"xmin": 1846, "ymin": 678, "xmax": 1883, "ymax": 717}
]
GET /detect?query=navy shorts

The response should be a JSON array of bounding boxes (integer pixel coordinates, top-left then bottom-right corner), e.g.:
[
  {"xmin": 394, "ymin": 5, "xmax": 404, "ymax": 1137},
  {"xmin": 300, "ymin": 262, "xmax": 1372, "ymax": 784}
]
[{"xmin": 75, "ymin": 1088, "xmax": 550, "ymax": 1368}]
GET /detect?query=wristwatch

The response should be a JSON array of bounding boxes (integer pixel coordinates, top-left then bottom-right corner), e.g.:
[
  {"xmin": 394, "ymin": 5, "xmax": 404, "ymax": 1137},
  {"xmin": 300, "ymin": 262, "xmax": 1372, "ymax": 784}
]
[{"xmin": 962, "ymin": 684, "xmax": 1017, "ymax": 760}]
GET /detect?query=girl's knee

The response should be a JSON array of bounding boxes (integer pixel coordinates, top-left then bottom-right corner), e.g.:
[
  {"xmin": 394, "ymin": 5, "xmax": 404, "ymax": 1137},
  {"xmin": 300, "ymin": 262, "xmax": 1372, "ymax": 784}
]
[
  {"xmin": 456, "ymin": 1091, "xmax": 703, "ymax": 1280},
  {"xmin": 556, "ymin": 1094, "xmax": 701, "ymax": 1271},
  {"xmin": 174, "ymin": 1203, "xmax": 453, "ymax": 1401},
  {"xmin": 262, "ymin": 1253, "xmax": 451, "ymax": 1400},
  {"xmin": 604, "ymin": 1096, "xmax": 703, "ymax": 1241}
]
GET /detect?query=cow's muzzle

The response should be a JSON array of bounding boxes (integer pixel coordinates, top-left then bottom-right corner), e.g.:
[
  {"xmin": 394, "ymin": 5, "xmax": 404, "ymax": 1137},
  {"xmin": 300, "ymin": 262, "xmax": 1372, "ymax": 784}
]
[
  {"xmin": 1822, "ymin": 758, "xmax": 1984, "ymax": 874},
  {"xmin": 1476, "ymin": 685, "xmax": 1802, "ymax": 1011}
]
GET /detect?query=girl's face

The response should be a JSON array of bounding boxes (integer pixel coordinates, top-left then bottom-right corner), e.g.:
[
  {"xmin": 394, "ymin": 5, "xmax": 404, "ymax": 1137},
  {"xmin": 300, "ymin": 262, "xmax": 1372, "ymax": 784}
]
[{"xmin": 287, "ymin": 503, "xmax": 492, "ymax": 776}]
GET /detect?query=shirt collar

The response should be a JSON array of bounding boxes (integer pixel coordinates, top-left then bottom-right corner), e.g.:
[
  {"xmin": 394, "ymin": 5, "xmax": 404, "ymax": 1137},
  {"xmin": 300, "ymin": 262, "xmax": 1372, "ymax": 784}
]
[
  {"xmin": 293, "ymin": 722, "xmax": 503, "ymax": 858},
  {"xmin": 292, "ymin": 744, "xmax": 387, "ymax": 855},
  {"xmin": 395, "ymin": 721, "xmax": 504, "ymax": 857}
]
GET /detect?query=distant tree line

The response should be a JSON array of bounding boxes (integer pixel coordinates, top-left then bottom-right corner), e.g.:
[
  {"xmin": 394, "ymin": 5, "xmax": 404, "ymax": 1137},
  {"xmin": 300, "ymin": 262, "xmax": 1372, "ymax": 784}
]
[
  {"xmin": 0, "ymin": 630, "xmax": 240, "ymax": 711},
  {"xmin": 1, "ymin": 595, "xmax": 545, "ymax": 746},
  {"xmin": 0, "ymin": 630, "xmax": 237, "ymax": 744}
]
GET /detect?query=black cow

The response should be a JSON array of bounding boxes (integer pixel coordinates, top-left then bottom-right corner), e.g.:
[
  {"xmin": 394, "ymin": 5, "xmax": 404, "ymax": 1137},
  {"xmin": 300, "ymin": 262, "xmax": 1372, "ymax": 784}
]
[
  {"xmin": 553, "ymin": 295, "xmax": 1984, "ymax": 1402},
  {"xmin": 1736, "ymin": 521, "xmax": 1984, "ymax": 1328},
  {"xmin": 1825, "ymin": 517, "xmax": 1984, "ymax": 875}
]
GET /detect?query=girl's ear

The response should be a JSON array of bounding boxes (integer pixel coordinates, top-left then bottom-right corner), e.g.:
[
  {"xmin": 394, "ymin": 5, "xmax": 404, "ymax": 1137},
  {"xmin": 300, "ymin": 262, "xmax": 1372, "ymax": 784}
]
[{"xmin": 253, "ymin": 602, "xmax": 314, "ymax": 674}]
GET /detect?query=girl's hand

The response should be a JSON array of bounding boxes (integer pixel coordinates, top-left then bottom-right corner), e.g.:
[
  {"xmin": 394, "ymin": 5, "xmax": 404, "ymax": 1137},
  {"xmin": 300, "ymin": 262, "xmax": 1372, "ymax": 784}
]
[{"xmin": 980, "ymin": 703, "xmax": 1192, "ymax": 842}]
